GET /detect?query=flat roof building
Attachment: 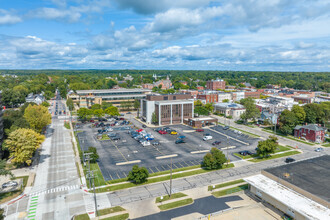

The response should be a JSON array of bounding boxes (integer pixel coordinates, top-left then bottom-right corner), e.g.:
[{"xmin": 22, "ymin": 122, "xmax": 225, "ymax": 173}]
[
  {"xmin": 68, "ymin": 88, "xmax": 152, "ymax": 109},
  {"xmin": 141, "ymin": 94, "xmax": 194, "ymax": 125},
  {"xmin": 245, "ymin": 155, "xmax": 330, "ymax": 220}
]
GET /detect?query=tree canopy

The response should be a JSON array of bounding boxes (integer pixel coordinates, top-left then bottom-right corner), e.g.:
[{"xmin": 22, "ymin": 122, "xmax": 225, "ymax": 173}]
[
  {"xmin": 24, "ymin": 105, "xmax": 51, "ymax": 133},
  {"xmin": 240, "ymin": 97, "xmax": 260, "ymax": 123},
  {"xmin": 202, "ymin": 147, "xmax": 227, "ymax": 170},
  {"xmin": 127, "ymin": 165, "xmax": 149, "ymax": 184},
  {"xmin": 256, "ymin": 136, "xmax": 279, "ymax": 157}
]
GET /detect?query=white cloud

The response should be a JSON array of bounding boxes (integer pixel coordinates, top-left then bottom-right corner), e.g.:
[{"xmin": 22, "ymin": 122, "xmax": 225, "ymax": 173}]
[{"xmin": 0, "ymin": 9, "xmax": 22, "ymax": 25}]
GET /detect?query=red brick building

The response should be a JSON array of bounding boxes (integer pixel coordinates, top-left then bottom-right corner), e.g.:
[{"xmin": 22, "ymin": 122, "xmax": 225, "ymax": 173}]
[
  {"xmin": 197, "ymin": 86, "xmax": 204, "ymax": 90},
  {"xmin": 294, "ymin": 124, "xmax": 326, "ymax": 143},
  {"xmin": 245, "ymin": 91, "xmax": 262, "ymax": 99},
  {"xmin": 197, "ymin": 93, "xmax": 218, "ymax": 103},
  {"xmin": 206, "ymin": 79, "xmax": 226, "ymax": 90},
  {"xmin": 292, "ymin": 96, "xmax": 314, "ymax": 104}
]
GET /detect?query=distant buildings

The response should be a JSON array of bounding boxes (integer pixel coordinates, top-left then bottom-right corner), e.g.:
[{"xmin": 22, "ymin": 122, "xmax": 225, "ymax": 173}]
[
  {"xmin": 68, "ymin": 88, "xmax": 151, "ymax": 109},
  {"xmin": 213, "ymin": 103, "xmax": 246, "ymax": 120},
  {"xmin": 26, "ymin": 93, "xmax": 45, "ymax": 105},
  {"xmin": 294, "ymin": 124, "xmax": 326, "ymax": 143},
  {"xmin": 0, "ymin": 91, "xmax": 3, "ymax": 158},
  {"xmin": 140, "ymin": 94, "xmax": 194, "ymax": 125},
  {"xmin": 206, "ymin": 79, "xmax": 226, "ymax": 90},
  {"xmin": 197, "ymin": 92, "xmax": 218, "ymax": 103},
  {"xmin": 142, "ymin": 76, "xmax": 172, "ymax": 90}
]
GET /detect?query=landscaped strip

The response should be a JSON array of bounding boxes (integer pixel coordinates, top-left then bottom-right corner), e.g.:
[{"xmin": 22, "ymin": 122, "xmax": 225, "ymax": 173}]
[
  {"xmin": 74, "ymin": 206, "xmax": 126, "ymax": 220},
  {"xmin": 100, "ymin": 134, "xmax": 110, "ymax": 140},
  {"xmin": 156, "ymin": 192, "xmax": 187, "ymax": 203},
  {"xmin": 249, "ymin": 151, "xmax": 300, "ymax": 162},
  {"xmin": 208, "ymin": 179, "xmax": 245, "ymax": 191},
  {"xmin": 83, "ymin": 163, "xmax": 107, "ymax": 187},
  {"xmin": 158, "ymin": 198, "xmax": 193, "ymax": 211},
  {"xmin": 94, "ymin": 164, "xmax": 234, "ymax": 193},
  {"xmin": 212, "ymin": 184, "xmax": 249, "ymax": 197},
  {"xmin": 322, "ymin": 143, "xmax": 330, "ymax": 147},
  {"xmin": 103, "ymin": 213, "xmax": 129, "ymax": 220},
  {"xmin": 234, "ymin": 145, "xmax": 293, "ymax": 160}
]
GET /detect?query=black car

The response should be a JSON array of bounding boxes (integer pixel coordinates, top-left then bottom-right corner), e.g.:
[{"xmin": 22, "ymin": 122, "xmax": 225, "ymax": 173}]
[
  {"xmin": 239, "ymin": 150, "xmax": 252, "ymax": 156},
  {"xmin": 108, "ymin": 133, "xmax": 118, "ymax": 137},
  {"xmin": 223, "ymin": 126, "xmax": 230, "ymax": 130},
  {"xmin": 155, "ymin": 128, "xmax": 162, "ymax": 132},
  {"xmin": 285, "ymin": 157, "xmax": 295, "ymax": 163},
  {"xmin": 175, "ymin": 139, "xmax": 185, "ymax": 144},
  {"xmin": 111, "ymin": 136, "xmax": 120, "ymax": 140},
  {"xmin": 212, "ymin": 141, "xmax": 221, "ymax": 146},
  {"xmin": 152, "ymin": 141, "xmax": 160, "ymax": 146},
  {"xmin": 142, "ymin": 125, "xmax": 147, "ymax": 128}
]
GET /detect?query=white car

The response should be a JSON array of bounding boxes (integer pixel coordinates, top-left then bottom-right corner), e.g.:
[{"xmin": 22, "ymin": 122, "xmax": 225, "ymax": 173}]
[
  {"xmin": 2, "ymin": 181, "xmax": 18, "ymax": 189},
  {"xmin": 107, "ymin": 128, "xmax": 113, "ymax": 132},
  {"xmin": 203, "ymin": 135, "xmax": 213, "ymax": 141},
  {"xmin": 141, "ymin": 141, "xmax": 151, "ymax": 146}
]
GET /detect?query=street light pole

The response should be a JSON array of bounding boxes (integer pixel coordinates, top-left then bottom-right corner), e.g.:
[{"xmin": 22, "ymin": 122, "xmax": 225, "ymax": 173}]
[{"xmin": 169, "ymin": 157, "xmax": 173, "ymax": 197}]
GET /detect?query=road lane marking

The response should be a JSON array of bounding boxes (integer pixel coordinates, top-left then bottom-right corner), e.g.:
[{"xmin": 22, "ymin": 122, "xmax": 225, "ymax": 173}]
[
  {"xmin": 116, "ymin": 160, "xmax": 141, "ymax": 165},
  {"xmin": 156, "ymin": 154, "xmax": 178, "ymax": 159}
]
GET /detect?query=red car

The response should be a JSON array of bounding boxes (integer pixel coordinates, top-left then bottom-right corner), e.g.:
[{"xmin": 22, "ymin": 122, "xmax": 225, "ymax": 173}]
[
  {"xmin": 90, "ymin": 120, "xmax": 95, "ymax": 123},
  {"xmin": 159, "ymin": 130, "xmax": 167, "ymax": 134},
  {"xmin": 196, "ymin": 129, "xmax": 204, "ymax": 132},
  {"xmin": 136, "ymin": 129, "xmax": 143, "ymax": 133}
]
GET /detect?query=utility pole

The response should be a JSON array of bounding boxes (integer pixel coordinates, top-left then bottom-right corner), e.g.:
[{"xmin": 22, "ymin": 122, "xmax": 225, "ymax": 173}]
[
  {"xmin": 227, "ymin": 137, "xmax": 229, "ymax": 166},
  {"xmin": 87, "ymin": 170, "xmax": 98, "ymax": 217},
  {"xmin": 169, "ymin": 157, "xmax": 173, "ymax": 197},
  {"xmin": 84, "ymin": 152, "xmax": 93, "ymax": 189}
]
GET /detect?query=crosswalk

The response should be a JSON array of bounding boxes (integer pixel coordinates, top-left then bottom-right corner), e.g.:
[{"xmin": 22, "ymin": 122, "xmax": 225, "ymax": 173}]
[{"xmin": 29, "ymin": 185, "xmax": 80, "ymax": 197}]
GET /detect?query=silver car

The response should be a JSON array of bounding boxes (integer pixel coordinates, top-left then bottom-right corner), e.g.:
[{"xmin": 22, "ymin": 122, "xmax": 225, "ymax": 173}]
[{"xmin": 2, "ymin": 181, "xmax": 18, "ymax": 188}]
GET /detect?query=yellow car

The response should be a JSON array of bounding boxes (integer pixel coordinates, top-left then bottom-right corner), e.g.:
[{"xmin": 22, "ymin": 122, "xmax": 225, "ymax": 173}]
[{"xmin": 171, "ymin": 131, "xmax": 178, "ymax": 135}]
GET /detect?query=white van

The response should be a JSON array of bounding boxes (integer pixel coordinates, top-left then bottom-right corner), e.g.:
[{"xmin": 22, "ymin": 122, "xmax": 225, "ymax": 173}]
[{"xmin": 203, "ymin": 135, "xmax": 213, "ymax": 141}]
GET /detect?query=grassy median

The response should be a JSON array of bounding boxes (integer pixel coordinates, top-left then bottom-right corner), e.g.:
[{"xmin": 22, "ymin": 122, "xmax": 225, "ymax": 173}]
[
  {"xmin": 249, "ymin": 151, "xmax": 300, "ymax": 162},
  {"xmin": 156, "ymin": 192, "xmax": 187, "ymax": 203},
  {"xmin": 158, "ymin": 198, "xmax": 193, "ymax": 211},
  {"xmin": 208, "ymin": 179, "xmax": 245, "ymax": 191},
  {"xmin": 74, "ymin": 206, "xmax": 126, "ymax": 220},
  {"xmin": 212, "ymin": 184, "xmax": 249, "ymax": 197}
]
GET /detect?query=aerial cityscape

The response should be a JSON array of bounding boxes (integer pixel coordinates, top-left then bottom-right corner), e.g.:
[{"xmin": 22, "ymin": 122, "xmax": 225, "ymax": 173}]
[{"xmin": 0, "ymin": 1, "xmax": 329, "ymax": 220}]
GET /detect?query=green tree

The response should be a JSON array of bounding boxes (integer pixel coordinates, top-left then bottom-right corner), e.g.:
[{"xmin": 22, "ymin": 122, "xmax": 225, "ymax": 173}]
[
  {"xmin": 41, "ymin": 101, "xmax": 50, "ymax": 107},
  {"xmin": 278, "ymin": 109, "xmax": 298, "ymax": 135},
  {"xmin": 0, "ymin": 159, "xmax": 13, "ymax": 177},
  {"xmin": 101, "ymin": 102, "xmax": 112, "ymax": 110},
  {"xmin": 4, "ymin": 128, "xmax": 45, "ymax": 165},
  {"xmin": 222, "ymin": 99, "xmax": 229, "ymax": 103},
  {"xmin": 134, "ymin": 99, "xmax": 140, "ymax": 110},
  {"xmin": 120, "ymin": 101, "xmax": 133, "ymax": 111},
  {"xmin": 194, "ymin": 100, "xmax": 203, "ymax": 106},
  {"xmin": 202, "ymin": 147, "xmax": 227, "ymax": 170},
  {"xmin": 291, "ymin": 105, "xmax": 306, "ymax": 125},
  {"xmin": 127, "ymin": 165, "xmax": 149, "ymax": 184},
  {"xmin": 66, "ymin": 98, "xmax": 74, "ymax": 111},
  {"xmin": 107, "ymin": 79, "xmax": 117, "ymax": 89},
  {"xmin": 24, "ymin": 105, "xmax": 52, "ymax": 133},
  {"xmin": 303, "ymin": 103, "xmax": 324, "ymax": 124},
  {"xmin": 93, "ymin": 109, "xmax": 104, "ymax": 118},
  {"xmin": 204, "ymin": 103, "xmax": 214, "ymax": 112},
  {"xmin": 256, "ymin": 136, "xmax": 279, "ymax": 157},
  {"xmin": 240, "ymin": 97, "xmax": 260, "ymax": 123},
  {"xmin": 194, "ymin": 106, "xmax": 209, "ymax": 116},
  {"xmin": 86, "ymin": 147, "xmax": 99, "ymax": 163},
  {"xmin": 70, "ymin": 82, "xmax": 90, "ymax": 91},
  {"xmin": 151, "ymin": 112, "xmax": 158, "ymax": 124},
  {"xmin": 77, "ymin": 108, "xmax": 93, "ymax": 121},
  {"xmin": 91, "ymin": 104, "xmax": 102, "ymax": 110},
  {"xmin": 105, "ymin": 106, "xmax": 120, "ymax": 117}
]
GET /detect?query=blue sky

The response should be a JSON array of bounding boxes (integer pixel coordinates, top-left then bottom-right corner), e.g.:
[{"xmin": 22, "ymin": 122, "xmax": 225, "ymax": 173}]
[{"xmin": 0, "ymin": 0, "xmax": 330, "ymax": 71}]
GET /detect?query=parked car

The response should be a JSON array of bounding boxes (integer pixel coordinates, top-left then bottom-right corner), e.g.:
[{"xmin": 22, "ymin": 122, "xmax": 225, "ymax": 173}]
[
  {"xmin": 285, "ymin": 157, "xmax": 295, "ymax": 163},
  {"xmin": 136, "ymin": 129, "xmax": 143, "ymax": 133},
  {"xmin": 223, "ymin": 126, "xmax": 230, "ymax": 130},
  {"xmin": 159, "ymin": 130, "xmax": 167, "ymax": 135},
  {"xmin": 127, "ymin": 112, "xmax": 131, "ymax": 114},
  {"xmin": 108, "ymin": 133, "xmax": 118, "ymax": 137},
  {"xmin": 90, "ymin": 120, "xmax": 95, "ymax": 123},
  {"xmin": 203, "ymin": 135, "xmax": 213, "ymax": 141},
  {"xmin": 239, "ymin": 150, "xmax": 252, "ymax": 156},
  {"xmin": 111, "ymin": 136, "xmax": 120, "ymax": 140},
  {"xmin": 196, "ymin": 129, "xmax": 204, "ymax": 132},
  {"xmin": 175, "ymin": 139, "xmax": 185, "ymax": 144},
  {"xmin": 315, "ymin": 147, "xmax": 324, "ymax": 152},
  {"xmin": 155, "ymin": 128, "xmax": 162, "ymax": 132},
  {"xmin": 212, "ymin": 141, "xmax": 221, "ymax": 146},
  {"xmin": 2, "ymin": 181, "xmax": 18, "ymax": 189},
  {"xmin": 178, "ymin": 135, "xmax": 186, "ymax": 139},
  {"xmin": 171, "ymin": 131, "xmax": 178, "ymax": 135},
  {"xmin": 142, "ymin": 125, "xmax": 147, "ymax": 128},
  {"xmin": 141, "ymin": 141, "xmax": 151, "ymax": 146},
  {"xmin": 146, "ymin": 137, "xmax": 154, "ymax": 141},
  {"xmin": 152, "ymin": 141, "xmax": 160, "ymax": 146}
]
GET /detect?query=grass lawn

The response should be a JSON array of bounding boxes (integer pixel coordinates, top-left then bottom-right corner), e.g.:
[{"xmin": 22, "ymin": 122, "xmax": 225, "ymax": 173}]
[
  {"xmin": 156, "ymin": 192, "xmax": 187, "ymax": 203},
  {"xmin": 322, "ymin": 143, "xmax": 330, "ymax": 147},
  {"xmin": 74, "ymin": 206, "xmax": 126, "ymax": 220},
  {"xmin": 100, "ymin": 134, "xmax": 110, "ymax": 140},
  {"xmin": 208, "ymin": 179, "xmax": 245, "ymax": 191},
  {"xmin": 95, "ymin": 164, "xmax": 234, "ymax": 193},
  {"xmin": 84, "ymin": 163, "xmax": 107, "ymax": 187},
  {"xmin": 64, "ymin": 121, "xmax": 71, "ymax": 129},
  {"xmin": 274, "ymin": 145, "xmax": 292, "ymax": 153},
  {"xmin": 249, "ymin": 151, "xmax": 300, "ymax": 162},
  {"xmin": 212, "ymin": 184, "xmax": 248, "ymax": 197},
  {"xmin": 158, "ymin": 198, "xmax": 193, "ymax": 211},
  {"xmin": 103, "ymin": 213, "xmax": 129, "ymax": 220},
  {"xmin": 233, "ymin": 153, "xmax": 255, "ymax": 159}
]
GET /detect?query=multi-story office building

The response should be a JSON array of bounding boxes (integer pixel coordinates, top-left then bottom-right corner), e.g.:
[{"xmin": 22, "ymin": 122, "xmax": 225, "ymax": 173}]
[
  {"xmin": 68, "ymin": 88, "xmax": 152, "ymax": 109},
  {"xmin": 141, "ymin": 94, "xmax": 194, "ymax": 125},
  {"xmin": 206, "ymin": 79, "xmax": 226, "ymax": 90}
]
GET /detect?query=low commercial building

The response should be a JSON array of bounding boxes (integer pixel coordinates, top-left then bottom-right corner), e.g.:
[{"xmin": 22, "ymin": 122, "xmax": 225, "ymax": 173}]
[
  {"xmin": 213, "ymin": 103, "xmax": 246, "ymax": 120},
  {"xmin": 140, "ymin": 94, "xmax": 194, "ymax": 125},
  {"xmin": 218, "ymin": 93, "xmax": 232, "ymax": 102},
  {"xmin": 244, "ymin": 155, "xmax": 330, "ymax": 220},
  {"xmin": 206, "ymin": 78, "xmax": 226, "ymax": 90},
  {"xmin": 292, "ymin": 95, "xmax": 314, "ymax": 104},
  {"xmin": 68, "ymin": 88, "xmax": 151, "ymax": 109},
  {"xmin": 183, "ymin": 117, "xmax": 218, "ymax": 128},
  {"xmin": 197, "ymin": 93, "xmax": 218, "ymax": 103},
  {"xmin": 244, "ymin": 91, "xmax": 262, "ymax": 99},
  {"xmin": 294, "ymin": 124, "xmax": 326, "ymax": 143}
]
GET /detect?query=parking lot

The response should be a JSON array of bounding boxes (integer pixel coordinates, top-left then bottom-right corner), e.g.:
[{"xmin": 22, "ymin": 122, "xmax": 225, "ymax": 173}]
[{"xmin": 76, "ymin": 117, "xmax": 260, "ymax": 181}]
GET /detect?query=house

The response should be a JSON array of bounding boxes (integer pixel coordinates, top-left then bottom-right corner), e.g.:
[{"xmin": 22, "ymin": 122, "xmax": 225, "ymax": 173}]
[
  {"xmin": 294, "ymin": 124, "xmax": 326, "ymax": 143},
  {"xmin": 213, "ymin": 103, "xmax": 246, "ymax": 120},
  {"xmin": 26, "ymin": 93, "xmax": 45, "ymax": 105},
  {"xmin": 259, "ymin": 111, "xmax": 278, "ymax": 125}
]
